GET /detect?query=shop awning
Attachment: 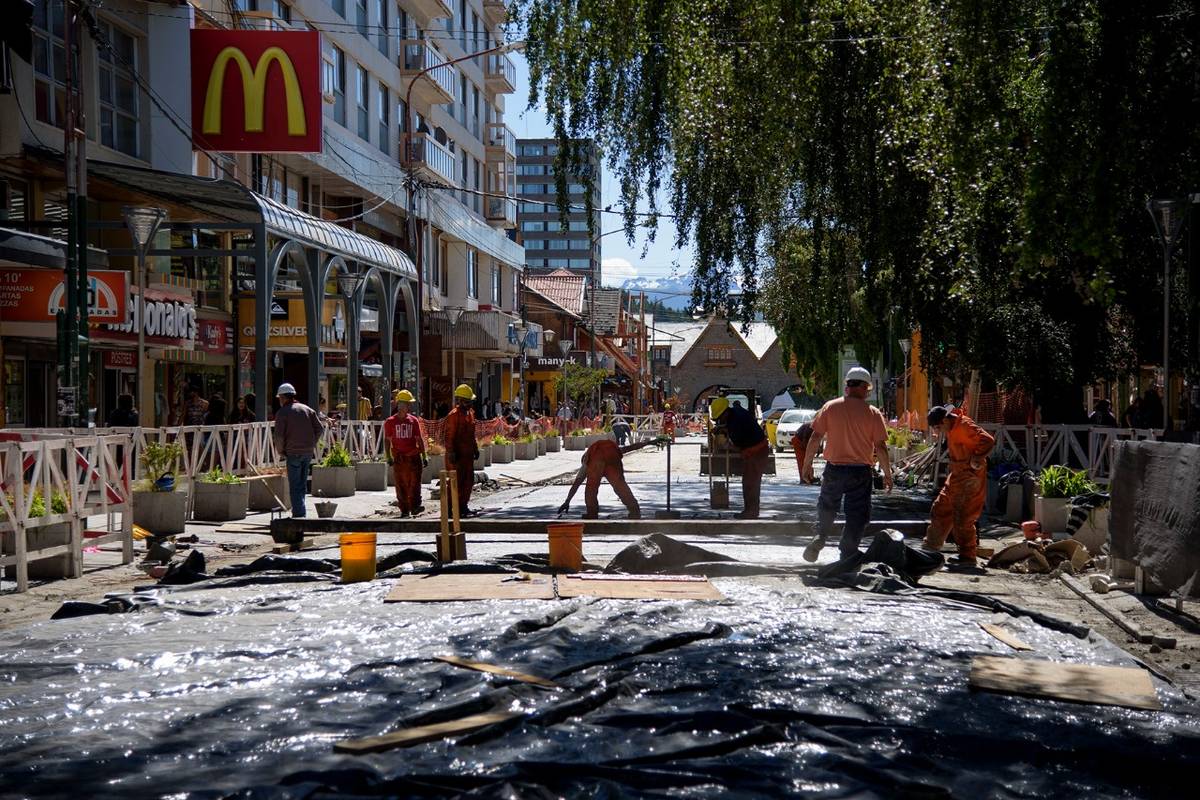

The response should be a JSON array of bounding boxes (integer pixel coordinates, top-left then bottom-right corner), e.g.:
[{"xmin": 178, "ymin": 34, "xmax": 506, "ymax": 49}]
[{"xmin": 0, "ymin": 227, "xmax": 109, "ymax": 270}]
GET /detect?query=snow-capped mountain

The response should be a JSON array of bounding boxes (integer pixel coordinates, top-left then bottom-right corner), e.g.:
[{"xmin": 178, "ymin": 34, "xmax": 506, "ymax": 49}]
[{"xmin": 619, "ymin": 276, "xmax": 694, "ymax": 310}]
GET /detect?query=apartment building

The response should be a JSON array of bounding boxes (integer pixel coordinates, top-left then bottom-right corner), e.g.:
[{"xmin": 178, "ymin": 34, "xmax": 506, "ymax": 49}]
[{"xmin": 515, "ymin": 137, "xmax": 601, "ymax": 283}]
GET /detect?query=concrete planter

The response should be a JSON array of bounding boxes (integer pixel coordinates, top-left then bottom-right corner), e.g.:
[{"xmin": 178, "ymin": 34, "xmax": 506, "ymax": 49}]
[
  {"xmin": 545, "ymin": 436, "xmax": 560, "ymax": 453},
  {"xmin": 474, "ymin": 445, "xmax": 492, "ymax": 469},
  {"xmin": 192, "ymin": 480, "xmax": 249, "ymax": 522},
  {"xmin": 1004, "ymin": 484, "xmax": 1025, "ymax": 523},
  {"xmin": 515, "ymin": 441, "xmax": 537, "ymax": 460},
  {"xmin": 133, "ymin": 489, "xmax": 188, "ymax": 535},
  {"xmin": 421, "ymin": 453, "xmax": 445, "ymax": 483},
  {"xmin": 248, "ymin": 473, "xmax": 289, "ymax": 512},
  {"xmin": 1035, "ymin": 495, "xmax": 1070, "ymax": 533},
  {"xmin": 311, "ymin": 465, "xmax": 356, "ymax": 498},
  {"xmin": 491, "ymin": 443, "xmax": 515, "ymax": 464},
  {"xmin": 536, "ymin": 437, "xmax": 547, "ymax": 456},
  {"xmin": 1072, "ymin": 505, "xmax": 1109, "ymax": 554},
  {"xmin": 3, "ymin": 522, "xmax": 72, "ymax": 579},
  {"xmin": 565, "ymin": 434, "xmax": 590, "ymax": 451},
  {"xmin": 355, "ymin": 461, "xmax": 388, "ymax": 491}
]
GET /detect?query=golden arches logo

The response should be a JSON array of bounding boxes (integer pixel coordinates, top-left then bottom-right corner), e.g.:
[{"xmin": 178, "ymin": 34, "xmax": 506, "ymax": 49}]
[{"xmin": 201, "ymin": 46, "xmax": 306, "ymax": 137}]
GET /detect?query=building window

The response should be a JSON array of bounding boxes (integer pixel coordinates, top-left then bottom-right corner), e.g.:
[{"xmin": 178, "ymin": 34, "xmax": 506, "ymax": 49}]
[
  {"xmin": 458, "ymin": 75, "xmax": 467, "ymax": 125},
  {"xmin": 97, "ymin": 21, "xmax": 140, "ymax": 158},
  {"xmin": 356, "ymin": 65, "xmax": 369, "ymax": 140},
  {"xmin": 273, "ymin": 1, "xmax": 291, "ymax": 23},
  {"xmin": 567, "ymin": 238, "xmax": 590, "ymax": 250},
  {"xmin": 548, "ymin": 239, "xmax": 569, "ymax": 250},
  {"xmin": 377, "ymin": 82, "xmax": 389, "ymax": 154},
  {"xmin": 567, "ymin": 258, "xmax": 590, "ymax": 269},
  {"xmin": 466, "ymin": 249, "xmax": 479, "ymax": 299},
  {"xmin": 568, "ymin": 220, "xmax": 589, "ymax": 232},
  {"xmin": 491, "ymin": 264, "xmax": 500, "ymax": 303},
  {"xmin": 548, "ymin": 258, "xmax": 569, "ymax": 268},
  {"xmin": 568, "ymin": 183, "xmax": 587, "ymax": 194},
  {"xmin": 521, "ymin": 221, "xmax": 545, "ymax": 232},
  {"xmin": 375, "ymin": 0, "xmax": 388, "ymax": 55},
  {"xmin": 459, "ymin": 0, "xmax": 467, "ymax": 47},
  {"xmin": 523, "ymin": 239, "xmax": 545, "ymax": 251},
  {"xmin": 32, "ymin": 0, "xmax": 67, "ymax": 128},
  {"xmin": 705, "ymin": 346, "xmax": 734, "ymax": 365},
  {"xmin": 652, "ymin": 346, "xmax": 671, "ymax": 362},
  {"xmin": 512, "ymin": 271, "xmax": 519, "ymax": 310},
  {"xmin": 519, "ymin": 144, "xmax": 543, "ymax": 156},
  {"xmin": 356, "ymin": 0, "xmax": 368, "ymax": 38},
  {"xmin": 333, "ymin": 0, "xmax": 345, "ymax": 18},
  {"xmin": 473, "ymin": 157, "xmax": 482, "ymax": 214},
  {"xmin": 331, "ymin": 47, "xmax": 346, "ymax": 126}
]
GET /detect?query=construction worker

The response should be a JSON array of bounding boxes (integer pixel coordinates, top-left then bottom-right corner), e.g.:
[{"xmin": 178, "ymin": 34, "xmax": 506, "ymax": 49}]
[
  {"xmin": 558, "ymin": 437, "xmax": 664, "ymax": 519},
  {"xmin": 922, "ymin": 404, "xmax": 995, "ymax": 566},
  {"xmin": 790, "ymin": 422, "xmax": 816, "ymax": 483},
  {"xmin": 384, "ymin": 389, "xmax": 427, "ymax": 517},
  {"xmin": 710, "ymin": 396, "xmax": 771, "ymax": 519},
  {"xmin": 662, "ymin": 403, "xmax": 677, "ymax": 441},
  {"xmin": 444, "ymin": 384, "xmax": 481, "ymax": 517}
]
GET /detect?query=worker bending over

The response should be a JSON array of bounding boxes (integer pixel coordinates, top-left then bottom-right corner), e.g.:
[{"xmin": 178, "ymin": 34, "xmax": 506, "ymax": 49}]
[
  {"xmin": 384, "ymin": 389, "xmax": 426, "ymax": 517},
  {"xmin": 710, "ymin": 396, "xmax": 771, "ymax": 519},
  {"xmin": 558, "ymin": 437, "xmax": 664, "ymax": 519},
  {"xmin": 444, "ymin": 384, "xmax": 481, "ymax": 518},
  {"xmin": 922, "ymin": 405, "xmax": 995, "ymax": 566}
]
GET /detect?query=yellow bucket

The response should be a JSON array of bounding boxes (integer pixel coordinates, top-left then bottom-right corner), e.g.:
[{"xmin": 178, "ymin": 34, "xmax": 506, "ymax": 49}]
[
  {"xmin": 547, "ymin": 523, "xmax": 584, "ymax": 572},
  {"xmin": 339, "ymin": 533, "xmax": 377, "ymax": 583}
]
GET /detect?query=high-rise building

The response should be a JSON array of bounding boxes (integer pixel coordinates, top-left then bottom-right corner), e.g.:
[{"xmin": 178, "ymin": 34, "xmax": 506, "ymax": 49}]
[{"xmin": 516, "ymin": 138, "xmax": 601, "ymax": 284}]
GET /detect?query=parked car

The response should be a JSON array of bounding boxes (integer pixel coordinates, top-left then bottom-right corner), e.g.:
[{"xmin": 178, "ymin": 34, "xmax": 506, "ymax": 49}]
[{"xmin": 774, "ymin": 408, "xmax": 816, "ymax": 451}]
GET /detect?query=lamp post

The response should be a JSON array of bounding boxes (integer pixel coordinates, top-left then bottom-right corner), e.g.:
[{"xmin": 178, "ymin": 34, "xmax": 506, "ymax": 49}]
[
  {"xmin": 1148, "ymin": 198, "xmax": 1190, "ymax": 431},
  {"xmin": 337, "ymin": 271, "xmax": 367, "ymax": 419},
  {"xmin": 446, "ymin": 307, "xmax": 464, "ymax": 400},
  {"xmin": 558, "ymin": 336, "xmax": 573, "ymax": 417},
  {"xmin": 122, "ymin": 206, "xmax": 166, "ymax": 423},
  {"xmin": 898, "ymin": 337, "xmax": 912, "ymax": 425},
  {"xmin": 513, "ymin": 319, "xmax": 527, "ymax": 416}
]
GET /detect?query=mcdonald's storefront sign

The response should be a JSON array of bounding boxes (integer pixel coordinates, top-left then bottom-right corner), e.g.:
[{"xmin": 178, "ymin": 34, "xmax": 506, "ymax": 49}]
[{"xmin": 190, "ymin": 29, "xmax": 322, "ymax": 153}]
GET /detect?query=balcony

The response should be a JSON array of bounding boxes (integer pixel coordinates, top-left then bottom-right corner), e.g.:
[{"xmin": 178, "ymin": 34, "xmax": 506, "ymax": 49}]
[
  {"xmin": 484, "ymin": 122, "xmax": 515, "ymax": 162},
  {"xmin": 428, "ymin": 309, "xmax": 543, "ymax": 357},
  {"xmin": 482, "ymin": 0, "xmax": 507, "ymax": 27},
  {"xmin": 400, "ymin": 40, "xmax": 455, "ymax": 105},
  {"xmin": 486, "ymin": 196, "xmax": 517, "ymax": 227},
  {"xmin": 406, "ymin": 132, "xmax": 457, "ymax": 184},
  {"xmin": 485, "ymin": 53, "xmax": 516, "ymax": 94},
  {"xmin": 408, "ymin": 0, "xmax": 452, "ymax": 21}
]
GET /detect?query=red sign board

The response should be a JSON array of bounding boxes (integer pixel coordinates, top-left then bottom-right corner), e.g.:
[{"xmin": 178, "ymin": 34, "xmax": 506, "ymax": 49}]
[
  {"xmin": 0, "ymin": 268, "xmax": 128, "ymax": 323},
  {"xmin": 197, "ymin": 318, "xmax": 233, "ymax": 354},
  {"xmin": 190, "ymin": 29, "xmax": 323, "ymax": 153},
  {"xmin": 103, "ymin": 350, "xmax": 137, "ymax": 369}
]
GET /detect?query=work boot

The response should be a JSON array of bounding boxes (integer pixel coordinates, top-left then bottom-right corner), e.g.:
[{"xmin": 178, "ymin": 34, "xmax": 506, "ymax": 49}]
[
  {"xmin": 736, "ymin": 510, "xmax": 760, "ymax": 520},
  {"xmin": 803, "ymin": 536, "xmax": 826, "ymax": 563},
  {"xmin": 948, "ymin": 555, "xmax": 978, "ymax": 568},
  {"xmin": 413, "ymin": 505, "xmax": 426, "ymax": 515}
]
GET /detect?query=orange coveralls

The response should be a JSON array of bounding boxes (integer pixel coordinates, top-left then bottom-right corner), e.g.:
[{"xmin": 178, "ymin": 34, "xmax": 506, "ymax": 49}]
[
  {"xmin": 444, "ymin": 406, "xmax": 478, "ymax": 515},
  {"xmin": 384, "ymin": 412, "xmax": 424, "ymax": 514},
  {"xmin": 582, "ymin": 439, "xmax": 640, "ymax": 519},
  {"xmin": 662, "ymin": 410, "xmax": 677, "ymax": 441},
  {"xmin": 925, "ymin": 411, "xmax": 995, "ymax": 560}
]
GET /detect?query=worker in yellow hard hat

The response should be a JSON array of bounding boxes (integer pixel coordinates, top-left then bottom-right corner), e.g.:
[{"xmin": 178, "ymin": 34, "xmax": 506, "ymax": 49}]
[
  {"xmin": 385, "ymin": 389, "xmax": 426, "ymax": 516},
  {"xmin": 444, "ymin": 384, "xmax": 480, "ymax": 516}
]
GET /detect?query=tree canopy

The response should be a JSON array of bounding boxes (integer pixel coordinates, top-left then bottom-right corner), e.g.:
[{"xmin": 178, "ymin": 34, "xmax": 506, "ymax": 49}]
[{"xmin": 516, "ymin": 1, "xmax": 1200, "ymax": 401}]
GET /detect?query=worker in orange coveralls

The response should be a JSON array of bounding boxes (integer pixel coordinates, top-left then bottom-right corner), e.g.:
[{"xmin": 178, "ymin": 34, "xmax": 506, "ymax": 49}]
[
  {"xmin": 444, "ymin": 384, "xmax": 481, "ymax": 517},
  {"xmin": 922, "ymin": 404, "xmax": 995, "ymax": 566},
  {"xmin": 558, "ymin": 437, "xmax": 667, "ymax": 519},
  {"xmin": 790, "ymin": 422, "xmax": 816, "ymax": 484},
  {"xmin": 662, "ymin": 403, "xmax": 677, "ymax": 441},
  {"xmin": 384, "ymin": 389, "xmax": 426, "ymax": 517}
]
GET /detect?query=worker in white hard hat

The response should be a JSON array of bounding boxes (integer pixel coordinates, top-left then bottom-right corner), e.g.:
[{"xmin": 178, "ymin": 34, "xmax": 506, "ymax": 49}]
[
  {"xmin": 272, "ymin": 383, "xmax": 323, "ymax": 518},
  {"xmin": 800, "ymin": 366, "xmax": 892, "ymax": 562}
]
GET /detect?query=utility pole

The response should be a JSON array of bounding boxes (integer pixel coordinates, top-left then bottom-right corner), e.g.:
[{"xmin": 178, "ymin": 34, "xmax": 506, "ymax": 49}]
[{"xmin": 58, "ymin": 0, "xmax": 89, "ymax": 427}]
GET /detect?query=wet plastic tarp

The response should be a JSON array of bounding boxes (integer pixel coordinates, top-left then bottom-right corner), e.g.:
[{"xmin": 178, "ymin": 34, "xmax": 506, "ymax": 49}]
[{"xmin": 1, "ymin": 545, "xmax": 1198, "ymax": 799}]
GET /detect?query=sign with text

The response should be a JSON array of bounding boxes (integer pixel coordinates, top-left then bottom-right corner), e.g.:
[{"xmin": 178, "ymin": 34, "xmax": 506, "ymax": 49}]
[
  {"xmin": 98, "ymin": 286, "xmax": 197, "ymax": 348},
  {"xmin": 0, "ymin": 268, "xmax": 128, "ymax": 323},
  {"xmin": 197, "ymin": 318, "xmax": 233, "ymax": 354},
  {"xmin": 190, "ymin": 29, "xmax": 323, "ymax": 153},
  {"xmin": 237, "ymin": 296, "xmax": 347, "ymax": 350},
  {"xmin": 103, "ymin": 350, "xmax": 137, "ymax": 369}
]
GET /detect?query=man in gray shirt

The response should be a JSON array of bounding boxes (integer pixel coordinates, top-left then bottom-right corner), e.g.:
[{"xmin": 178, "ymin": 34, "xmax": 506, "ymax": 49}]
[{"xmin": 272, "ymin": 383, "xmax": 324, "ymax": 517}]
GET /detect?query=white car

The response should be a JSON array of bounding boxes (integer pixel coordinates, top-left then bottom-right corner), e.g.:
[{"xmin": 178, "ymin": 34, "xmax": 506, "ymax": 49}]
[{"xmin": 774, "ymin": 408, "xmax": 816, "ymax": 450}]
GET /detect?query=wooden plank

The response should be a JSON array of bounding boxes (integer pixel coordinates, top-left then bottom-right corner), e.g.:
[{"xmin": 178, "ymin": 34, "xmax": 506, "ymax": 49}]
[
  {"xmin": 568, "ymin": 573, "xmax": 710, "ymax": 583},
  {"xmin": 434, "ymin": 655, "xmax": 558, "ymax": 688},
  {"xmin": 1060, "ymin": 574, "xmax": 1175, "ymax": 647},
  {"xmin": 334, "ymin": 710, "xmax": 522, "ymax": 755},
  {"xmin": 979, "ymin": 623, "xmax": 1033, "ymax": 651},
  {"xmin": 384, "ymin": 573, "xmax": 556, "ymax": 602},
  {"xmin": 557, "ymin": 575, "xmax": 724, "ymax": 601},
  {"xmin": 968, "ymin": 656, "xmax": 1161, "ymax": 711}
]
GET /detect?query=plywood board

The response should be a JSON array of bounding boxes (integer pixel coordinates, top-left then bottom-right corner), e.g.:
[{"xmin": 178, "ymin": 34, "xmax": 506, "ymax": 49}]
[
  {"xmin": 979, "ymin": 623, "xmax": 1033, "ymax": 651},
  {"xmin": 334, "ymin": 711, "xmax": 522, "ymax": 754},
  {"xmin": 434, "ymin": 655, "xmax": 558, "ymax": 688},
  {"xmin": 568, "ymin": 573, "xmax": 710, "ymax": 583},
  {"xmin": 557, "ymin": 576, "xmax": 724, "ymax": 601},
  {"xmin": 384, "ymin": 573, "xmax": 555, "ymax": 602},
  {"xmin": 968, "ymin": 656, "xmax": 1161, "ymax": 711}
]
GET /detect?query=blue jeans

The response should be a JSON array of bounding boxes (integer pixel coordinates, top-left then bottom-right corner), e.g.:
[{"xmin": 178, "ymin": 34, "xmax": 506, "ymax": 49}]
[
  {"xmin": 816, "ymin": 464, "xmax": 873, "ymax": 559},
  {"xmin": 286, "ymin": 456, "xmax": 312, "ymax": 518}
]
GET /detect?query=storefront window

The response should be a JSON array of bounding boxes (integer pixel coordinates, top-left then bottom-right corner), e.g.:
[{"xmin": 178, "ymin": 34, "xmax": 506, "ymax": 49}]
[{"xmin": 4, "ymin": 358, "xmax": 26, "ymax": 426}]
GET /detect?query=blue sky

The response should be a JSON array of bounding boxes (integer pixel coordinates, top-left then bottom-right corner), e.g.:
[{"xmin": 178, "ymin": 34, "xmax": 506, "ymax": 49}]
[{"xmin": 508, "ymin": 53, "xmax": 696, "ymax": 289}]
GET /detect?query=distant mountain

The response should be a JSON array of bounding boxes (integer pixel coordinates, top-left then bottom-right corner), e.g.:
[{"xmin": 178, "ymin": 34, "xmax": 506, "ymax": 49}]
[{"xmin": 619, "ymin": 276, "xmax": 694, "ymax": 310}]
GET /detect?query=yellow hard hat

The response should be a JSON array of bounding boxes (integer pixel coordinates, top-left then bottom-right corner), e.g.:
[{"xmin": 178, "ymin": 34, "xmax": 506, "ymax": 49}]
[
  {"xmin": 394, "ymin": 389, "xmax": 415, "ymax": 403},
  {"xmin": 664, "ymin": 403, "xmax": 671, "ymax": 410},
  {"xmin": 710, "ymin": 397, "xmax": 729, "ymax": 418},
  {"xmin": 454, "ymin": 383, "xmax": 476, "ymax": 401}
]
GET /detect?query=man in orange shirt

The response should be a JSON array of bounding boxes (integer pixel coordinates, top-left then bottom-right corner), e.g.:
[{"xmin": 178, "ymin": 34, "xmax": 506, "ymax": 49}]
[
  {"xmin": 922, "ymin": 405, "xmax": 995, "ymax": 566},
  {"xmin": 444, "ymin": 384, "xmax": 481, "ymax": 517},
  {"xmin": 801, "ymin": 367, "xmax": 891, "ymax": 561},
  {"xmin": 558, "ymin": 437, "xmax": 665, "ymax": 518},
  {"xmin": 384, "ymin": 389, "xmax": 426, "ymax": 517}
]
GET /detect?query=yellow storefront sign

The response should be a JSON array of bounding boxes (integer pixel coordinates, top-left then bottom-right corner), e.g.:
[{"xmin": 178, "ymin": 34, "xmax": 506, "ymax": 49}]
[{"xmin": 238, "ymin": 296, "xmax": 348, "ymax": 350}]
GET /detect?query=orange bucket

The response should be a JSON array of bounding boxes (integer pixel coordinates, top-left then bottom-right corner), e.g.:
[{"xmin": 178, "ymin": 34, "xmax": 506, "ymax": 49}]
[
  {"xmin": 340, "ymin": 532, "xmax": 377, "ymax": 583},
  {"xmin": 1021, "ymin": 521, "xmax": 1041, "ymax": 540},
  {"xmin": 547, "ymin": 523, "xmax": 584, "ymax": 572}
]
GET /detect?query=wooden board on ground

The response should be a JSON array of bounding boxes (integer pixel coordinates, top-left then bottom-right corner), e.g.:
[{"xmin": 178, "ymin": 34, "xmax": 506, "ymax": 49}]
[
  {"xmin": 979, "ymin": 623, "xmax": 1033, "ymax": 651},
  {"xmin": 334, "ymin": 711, "xmax": 522, "ymax": 754},
  {"xmin": 968, "ymin": 655, "xmax": 1161, "ymax": 711},
  {"xmin": 435, "ymin": 655, "xmax": 558, "ymax": 688},
  {"xmin": 569, "ymin": 573, "xmax": 710, "ymax": 583},
  {"xmin": 557, "ymin": 575, "xmax": 724, "ymax": 601},
  {"xmin": 384, "ymin": 573, "xmax": 556, "ymax": 602}
]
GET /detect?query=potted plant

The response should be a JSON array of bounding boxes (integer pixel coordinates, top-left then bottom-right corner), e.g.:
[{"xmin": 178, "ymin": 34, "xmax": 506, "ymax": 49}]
[
  {"xmin": 566, "ymin": 428, "xmax": 591, "ymax": 451},
  {"xmin": 886, "ymin": 426, "xmax": 912, "ymax": 464},
  {"xmin": 544, "ymin": 427, "xmax": 561, "ymax": 453},
  {"xmin": 311, "ymin": 443, "xmax": 356, "ymax": 497},
  {"xmin": 491, "ymin": 434, "xmax": 515, "ymax": 464},
  {"xmin": 422, "ymin": 438, "xmax": 445, "ymax": 483},
  {"xmin": 355, "ymin": 455, "xmax": 388, "ymax": 491},
  {"xmin": 133, "ymin": 441, "xmax": 187, "ymax": 534},
  {"xmin": 1035, "ymin": 465, "xmax": 1095, "ymax": 534},
  {"xmin": 2, "ymin": 488, "xmax": 72, "ymax": 579},
  {"xmin": 514, "ymin": 434, "xmax": 537, "ymax": 461},
  {"xmin": 475, "ymin": 438, "xmax": 493, "ymax": 469},
  {"xmin": 535, "ymin": 432, "xmax": 547, "ymax": 456},
  {"xmin": 192, "ymin": 468, "xmax": 250, "ymax": 522}
]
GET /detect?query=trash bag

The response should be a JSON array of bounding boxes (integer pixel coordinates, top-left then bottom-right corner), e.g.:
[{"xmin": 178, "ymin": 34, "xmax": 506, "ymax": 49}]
[{"xmin": 817, "ymin": 530, "xmax": 944, "ymax": 585}]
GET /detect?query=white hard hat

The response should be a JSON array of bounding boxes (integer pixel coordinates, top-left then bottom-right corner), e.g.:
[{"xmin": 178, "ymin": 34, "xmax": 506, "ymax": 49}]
[
  {"xmin": 844, "ymin": 366, "xmax": 873, "ymax": 389},
  {"xmin": 276, "ymin": 382, "xmax": 297, "ymax": 397}
]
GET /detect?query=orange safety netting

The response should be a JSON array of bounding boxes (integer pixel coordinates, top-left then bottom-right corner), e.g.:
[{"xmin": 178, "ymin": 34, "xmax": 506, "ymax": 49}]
[{"xmin": 971, "ymin": 388, "xmax": 1034, "ymax": 425}]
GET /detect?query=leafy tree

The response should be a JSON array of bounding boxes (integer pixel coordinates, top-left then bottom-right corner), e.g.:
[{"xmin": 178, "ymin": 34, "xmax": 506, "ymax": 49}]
[{"xmin": 555, "ymin": 361, "xmax": 608, "ymax": 404}]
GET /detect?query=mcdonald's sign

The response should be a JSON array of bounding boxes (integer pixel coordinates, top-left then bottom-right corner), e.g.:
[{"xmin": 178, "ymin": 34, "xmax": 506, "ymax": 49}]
[{"xmin": 190, "ymin": 29, "xmax": 322, "ymax": 153}]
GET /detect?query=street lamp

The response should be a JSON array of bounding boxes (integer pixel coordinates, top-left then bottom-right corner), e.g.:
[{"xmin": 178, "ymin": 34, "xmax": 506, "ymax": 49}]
[
  {"xmin": 898, "ymin": 337, "xmax": 912, "ymax": 425},
  {"xmin": 558, "ymin": 336, "xmax": 573, "ymax": 415},
  {"xmin": 446, "ymin": 307, "xmax": 464, "ymax": 399},
  {"xmin": 1148, "ymin": 198, "xmax": 1190, "ymax": 431},
  {"xmin": 122, "ymin": 206, "xmax": 166, "ymax": 423},
  {"xmin": 337, "ymin": 271, "xmax": 367, "ymax": 418}
]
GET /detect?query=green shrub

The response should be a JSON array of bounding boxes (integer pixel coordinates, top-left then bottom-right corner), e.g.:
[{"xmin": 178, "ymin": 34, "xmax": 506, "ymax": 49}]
[
  {"xmin": 516, "ymin": 434, "xmax": 536, "ymax": 444},
  {"xmin": 886, "ymin": 427, "xmax": 912, "ymax": 449},
  {"xmin": 320, "ymin": 443, "xmax": 353, "ymax": 468},
  {"xmin": 492, "ymin": 434, "xmax": 513, "ymax": 446},
  {"xmin": 1038, "ymin": 465, "xmax": 1097, "ymax": 499},
  {"xmin": 544, "ymin": 427, "xmax": 559, "ymax": 437},
  {"xmin": 200, "ymin": 468, "xmax": 244, "ymax": 485},
  {"xmin": 570, "ymin": 428, "xmax": 591, "ymax": 437},
  {"xmin": 140, "ymin": 441, "xmax": 183, "ymax": 482}
]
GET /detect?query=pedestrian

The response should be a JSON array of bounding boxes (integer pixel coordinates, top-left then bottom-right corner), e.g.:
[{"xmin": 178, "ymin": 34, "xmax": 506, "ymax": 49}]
[
  {"xmin": 182, "ymin": 385, "xmax": 208, "ymax": 426},
  {"xmin": 1088, "ymin": 399, "xmax": 1117, "ymax": 427},
  {"xmin": 229, "ymin": 393, "xmax": 256, "ymax": 424},
  {"xmin": 371, "ymin": 404, "xmax": 384, "ymax": 422},
  {"xmin": 272, "ymin": 383, "xmax": 323, "ymax": 518},
  {"xmin": 445, "ymin": 384, "xmax": 481, "ymax": 517},
  {"xmin": 203, "ymin": 394, "xmax": 227, "ymax": 427},
  {"xmin": 800, "ymin": 367, "xmax": 892, "ymax": 561},
  {"xmin": 493, "ymin": 397, "xmax": 503, "ymax": 419},
  {"xmin": 1120, "ymin": 393, "xmax": 1141, "ymax": 429},
  {"xmin": 107, "ymin": 393, "xmax": 139, "ymax": 427},
  {"xmin": 558, "ymin": 437, "xmax": 664, "ymax": 519},
  {"xmin": 710, "ymin": 396, "xmax": 771, "ymax": 519},
  {"xmin": 1140, "ymin": 388, "xmax": 1164, "ymax": 429},
  {"xmin": 481, "ymin": 397, "xmax": 492, "ymax": 420},
  {"xmin": 385, "ymin": 389, "xmax": 427, "ymax": 517},
  {"xmin": 921, "ymin": 404, "xmax": 996, "ymax": 567},
  {"xmin": 662, "ymin": 402, "xmax": 677, "ymax": 441},
  {"xmin": 612, "ymin": 416, "xmax": 632, "ymax": 446}
]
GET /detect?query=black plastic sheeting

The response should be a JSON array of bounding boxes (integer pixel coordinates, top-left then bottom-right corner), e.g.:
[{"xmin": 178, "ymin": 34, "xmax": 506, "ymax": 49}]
[{"xmin": 2, "ymin": 544, "xmax": 1199, "ymax": 799}]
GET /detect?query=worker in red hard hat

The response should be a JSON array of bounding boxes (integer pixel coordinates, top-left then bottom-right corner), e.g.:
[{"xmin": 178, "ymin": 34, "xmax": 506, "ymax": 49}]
[
  {"xmin": 922, "ymin": 404, "xmax": 995, "ymax": 566},
  {"xmin": 558, "ymin": 436, "xmax": 666, "ymax": 519},
  {"xmin": 444, "ymin": 384, "xmax": 481, "ymax": 517},
  {"xmin": 384, "ymin": 389, "xmax": 426, "ymax": 517}
]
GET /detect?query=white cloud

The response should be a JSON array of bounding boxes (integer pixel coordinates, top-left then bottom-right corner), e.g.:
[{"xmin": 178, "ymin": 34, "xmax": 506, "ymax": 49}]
[{"xmin": 601, "ymin": 257, "xmax": 636, "ymax": 287}]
